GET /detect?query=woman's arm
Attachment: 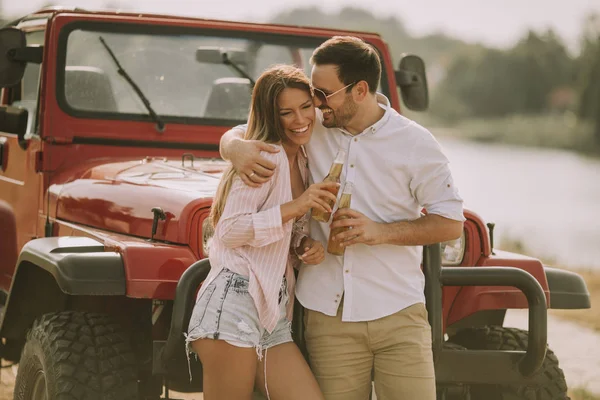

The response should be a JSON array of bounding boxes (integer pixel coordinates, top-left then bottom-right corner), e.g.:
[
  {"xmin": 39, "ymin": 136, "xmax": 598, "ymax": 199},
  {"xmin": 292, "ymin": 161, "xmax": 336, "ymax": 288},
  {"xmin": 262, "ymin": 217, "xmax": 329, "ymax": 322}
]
[
  {"xmin": 217, "ymin": 181, "xmax": 338, "ymax": 249},
  {"xmin": 215, "ymin": 149, "xmax": 339, "ymax": 249},
  {"xmin": 215, "ymin": 160, "xmax": 286, "ymax": 248}
]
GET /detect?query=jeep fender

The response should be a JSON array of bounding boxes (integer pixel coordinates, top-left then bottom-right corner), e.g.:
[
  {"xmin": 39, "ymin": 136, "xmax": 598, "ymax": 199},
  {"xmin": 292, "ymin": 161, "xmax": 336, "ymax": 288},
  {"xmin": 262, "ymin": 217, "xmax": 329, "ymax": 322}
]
[
  {"xmin": 544, "ymin": 266, "xmax": 591, "ymax": 309},
  {"xmin": 13, "ymin": 236, "xmax": 125, "ymax": 295},
  {"xmin": 445, "ymin": 264, "xmax": 590, "ymax": 328},
  {"xmin": 445, "ymin": 251, "xmax": 551, "ymax": 327},
  {"xmin": 0, "ymin": 236, "xmax": 125, "ymax": 339}
]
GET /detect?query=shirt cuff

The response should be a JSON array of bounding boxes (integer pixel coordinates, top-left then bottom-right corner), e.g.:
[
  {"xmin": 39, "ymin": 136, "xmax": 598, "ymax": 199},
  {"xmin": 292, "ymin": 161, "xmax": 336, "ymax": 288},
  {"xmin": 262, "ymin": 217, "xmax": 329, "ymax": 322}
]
[
  {"xmin": 250, "ymin": 206, "xmax": 285, "ymax": 246},
  {"xmin": 426, "ymin": 200, "xmax": 466, "ymax": 222}
]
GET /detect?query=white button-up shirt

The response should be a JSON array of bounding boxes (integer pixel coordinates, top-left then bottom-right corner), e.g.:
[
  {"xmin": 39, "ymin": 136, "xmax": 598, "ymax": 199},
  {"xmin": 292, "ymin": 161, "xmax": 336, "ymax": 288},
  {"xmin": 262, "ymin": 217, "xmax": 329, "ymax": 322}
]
[{"xmin": 295, "ymin": 94, "xmax": 465, "ymax": 322}]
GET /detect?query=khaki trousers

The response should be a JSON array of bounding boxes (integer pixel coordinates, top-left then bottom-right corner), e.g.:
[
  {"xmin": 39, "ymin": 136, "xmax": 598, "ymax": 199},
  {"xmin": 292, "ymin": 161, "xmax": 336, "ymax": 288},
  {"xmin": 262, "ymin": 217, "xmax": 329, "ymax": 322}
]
[{"xmin": 304, "ymin": 302, "xmax": 436, "ymax": 400}]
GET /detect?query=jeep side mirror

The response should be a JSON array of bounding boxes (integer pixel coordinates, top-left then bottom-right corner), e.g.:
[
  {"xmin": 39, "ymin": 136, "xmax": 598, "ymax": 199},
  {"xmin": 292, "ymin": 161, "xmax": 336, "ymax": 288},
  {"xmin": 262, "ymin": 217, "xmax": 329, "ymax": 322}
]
[
  {"xmin": 395, "ymin": 54, "xmax": 429, "ymax": 111},
  {"xmin": 0, "ymin": 27, "xmax": 44, "ymax": 88}
]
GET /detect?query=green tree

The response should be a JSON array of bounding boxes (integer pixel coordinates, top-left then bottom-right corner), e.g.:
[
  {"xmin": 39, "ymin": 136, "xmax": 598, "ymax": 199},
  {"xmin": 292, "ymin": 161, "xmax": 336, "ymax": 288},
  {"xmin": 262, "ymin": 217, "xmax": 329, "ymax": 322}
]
[
  {"xmin": 576, "ymin": 14, "xmax": 600, "ymax": 143},
  {"xmin": 509, "ymin": 30, "xmax": 573, "ymax": 113},
  {"xmin": 431, "ymin": 48, "xmax": 518, "ymax": 119},
  {"xmin": 432, "ymin": 29, "xmax": 574, "ymax": 120}
]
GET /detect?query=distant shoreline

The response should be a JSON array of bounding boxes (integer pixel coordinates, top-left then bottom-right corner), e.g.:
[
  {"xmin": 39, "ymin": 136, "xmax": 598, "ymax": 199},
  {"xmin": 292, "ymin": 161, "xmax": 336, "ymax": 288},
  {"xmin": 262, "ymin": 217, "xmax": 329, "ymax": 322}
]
[{"xmin": 416, "ymin": 114, "xmax": 600, "ymax": 158}]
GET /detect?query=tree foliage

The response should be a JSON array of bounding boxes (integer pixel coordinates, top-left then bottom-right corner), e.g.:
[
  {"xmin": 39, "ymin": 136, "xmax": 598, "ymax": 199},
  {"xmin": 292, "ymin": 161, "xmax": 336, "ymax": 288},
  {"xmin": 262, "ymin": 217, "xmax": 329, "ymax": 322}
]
[
  {"xmin": 432, "ymin": 30, "xmax": 574, "ymax": 120},
  {"xmin": 576, "ymin": 14, "xmax": 600, "ymax": 142},
  {"xmin": 270, "ymin": 6, "xmax": 475, "ymax": 69}
]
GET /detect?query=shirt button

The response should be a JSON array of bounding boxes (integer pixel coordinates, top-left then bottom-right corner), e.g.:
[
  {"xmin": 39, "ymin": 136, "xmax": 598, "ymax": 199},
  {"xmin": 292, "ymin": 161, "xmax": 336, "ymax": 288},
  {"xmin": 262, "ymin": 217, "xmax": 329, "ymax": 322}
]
[
  {"xmin": 336, "ymin": 294, "xmax": 340, "ymax": 297},
  {"xmin": 354, "ymin": 138, "xmax": 358, "ymax": 142},
  {"xmin": 345, "ymin": 269, "xmax": 349, "ymax": 273},
  {"xmin": 350, "ymin": 164, "xmax": 354, "ymax": 168},
  {"xmin": 334, "ymin": 300, "xmax": 338, "ymax": 303}
]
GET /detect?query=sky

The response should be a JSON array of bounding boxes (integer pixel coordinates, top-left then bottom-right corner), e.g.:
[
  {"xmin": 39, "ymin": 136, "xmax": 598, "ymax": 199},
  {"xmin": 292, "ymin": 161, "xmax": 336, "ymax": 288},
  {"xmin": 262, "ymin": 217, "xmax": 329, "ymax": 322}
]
[{"xmin": 4, "ymin": 0, "xmax": 600, "ymax": 51}]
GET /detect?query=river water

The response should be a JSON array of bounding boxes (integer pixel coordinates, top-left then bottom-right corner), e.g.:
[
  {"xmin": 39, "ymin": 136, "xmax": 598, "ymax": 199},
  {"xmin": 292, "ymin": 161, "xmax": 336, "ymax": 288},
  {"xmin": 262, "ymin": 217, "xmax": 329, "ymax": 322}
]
[{"xmin": 438, "ymin": 136, "xmax": 600, "ymax": 270}]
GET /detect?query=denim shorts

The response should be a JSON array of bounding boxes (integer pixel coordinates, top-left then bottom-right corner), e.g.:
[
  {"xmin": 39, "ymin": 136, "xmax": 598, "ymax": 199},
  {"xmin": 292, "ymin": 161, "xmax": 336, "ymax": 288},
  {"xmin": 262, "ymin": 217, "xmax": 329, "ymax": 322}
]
[{"xmin": 186, "ymin": 268, "xmax": 292, "ymax": 355}]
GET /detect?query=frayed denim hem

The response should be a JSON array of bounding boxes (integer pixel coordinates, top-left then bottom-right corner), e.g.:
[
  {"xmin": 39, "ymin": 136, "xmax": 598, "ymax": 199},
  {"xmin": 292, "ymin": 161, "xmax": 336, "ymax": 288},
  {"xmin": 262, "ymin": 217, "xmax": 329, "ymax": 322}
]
[{"xmin": 183, "ymin": 330, "xmax": 263, "ymax": 382}]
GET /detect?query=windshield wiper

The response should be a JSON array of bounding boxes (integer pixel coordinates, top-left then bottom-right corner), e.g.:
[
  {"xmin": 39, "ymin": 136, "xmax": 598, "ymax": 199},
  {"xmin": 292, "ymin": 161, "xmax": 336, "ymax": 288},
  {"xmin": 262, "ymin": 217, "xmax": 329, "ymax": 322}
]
[
  {"xmin": 221, "ymin": 52, "xmax": 256, "ymax": 87},
  {"xmin": 98, "ymin": 36, "xmax": 166, "ymax": 133}
]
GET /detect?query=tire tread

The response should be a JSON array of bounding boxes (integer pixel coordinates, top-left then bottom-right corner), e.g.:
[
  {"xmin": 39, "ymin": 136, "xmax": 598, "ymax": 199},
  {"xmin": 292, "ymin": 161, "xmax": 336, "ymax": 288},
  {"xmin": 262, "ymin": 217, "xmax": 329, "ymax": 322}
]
[
  {"xmin": 449, "ymin": 326, "xmax": 569, "ymax": 400},
  {"xmin": 14, "ymin": 311, "xmax": 138, "ymax": 400}
]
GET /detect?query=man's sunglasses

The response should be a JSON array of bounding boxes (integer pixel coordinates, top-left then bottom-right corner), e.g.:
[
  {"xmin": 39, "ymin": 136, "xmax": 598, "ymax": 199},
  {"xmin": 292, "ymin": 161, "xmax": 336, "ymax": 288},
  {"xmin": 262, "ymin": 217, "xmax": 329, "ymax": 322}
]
[{"xmin": 312, "ymin": 82, "xmax": 357, "ymax": 105}]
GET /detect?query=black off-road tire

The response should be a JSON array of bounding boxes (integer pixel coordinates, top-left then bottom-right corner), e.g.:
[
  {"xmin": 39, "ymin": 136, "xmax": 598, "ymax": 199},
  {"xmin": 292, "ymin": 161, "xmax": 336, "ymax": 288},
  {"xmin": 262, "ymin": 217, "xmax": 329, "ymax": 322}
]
[
  {"xmin": 436, "ymin": 342, "xmax": 470, "ymax": 400},
  {"xmin": 449, "ymin": 326, "xmax": 569, "ymax": 400},
  {"xmin": 13, "ymin": 311, "xmax": 138, "ymax": 400}
]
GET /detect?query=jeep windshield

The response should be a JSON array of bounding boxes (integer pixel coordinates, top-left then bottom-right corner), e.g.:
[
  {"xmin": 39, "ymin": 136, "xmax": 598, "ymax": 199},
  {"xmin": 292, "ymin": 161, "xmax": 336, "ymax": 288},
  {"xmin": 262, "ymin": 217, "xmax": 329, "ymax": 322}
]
[{"xmin": 58, "ymin": 22, "xmax": 335, "ymax": 125}]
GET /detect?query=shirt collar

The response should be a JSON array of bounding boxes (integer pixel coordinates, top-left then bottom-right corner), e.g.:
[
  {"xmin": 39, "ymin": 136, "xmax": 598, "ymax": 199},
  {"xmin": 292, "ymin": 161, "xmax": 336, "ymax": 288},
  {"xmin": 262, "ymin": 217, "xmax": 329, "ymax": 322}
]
[{"xmin": 338, "ymin": 92, "xmax": 392, "ymax": 137}]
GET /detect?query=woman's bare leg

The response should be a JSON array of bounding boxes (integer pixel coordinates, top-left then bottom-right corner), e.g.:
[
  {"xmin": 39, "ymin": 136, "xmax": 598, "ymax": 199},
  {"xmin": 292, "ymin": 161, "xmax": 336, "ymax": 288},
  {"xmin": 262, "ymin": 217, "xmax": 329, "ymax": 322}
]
[
  {"xmin": 192, "ymin": 339, "xmax": 258, "ymax": 400},
  {"xmin": 255, "ymin": 342, "xmax": 324, "ymax": 400}
]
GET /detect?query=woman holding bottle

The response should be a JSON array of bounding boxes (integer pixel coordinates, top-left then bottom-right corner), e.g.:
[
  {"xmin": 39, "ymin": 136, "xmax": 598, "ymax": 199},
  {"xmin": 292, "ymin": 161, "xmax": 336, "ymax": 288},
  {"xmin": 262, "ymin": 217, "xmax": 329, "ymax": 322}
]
[{"xmin": 186, "ymin": 65, "xmax": 336, "ymax": 400}]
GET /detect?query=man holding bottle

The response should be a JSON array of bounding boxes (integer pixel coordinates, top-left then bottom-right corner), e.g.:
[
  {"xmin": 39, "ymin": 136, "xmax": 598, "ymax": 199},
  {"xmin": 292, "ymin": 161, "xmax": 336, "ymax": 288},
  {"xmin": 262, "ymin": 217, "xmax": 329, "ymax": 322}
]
[{"xmin": 219, "ymin": 36, "xmax": 465, "ymax": 400}]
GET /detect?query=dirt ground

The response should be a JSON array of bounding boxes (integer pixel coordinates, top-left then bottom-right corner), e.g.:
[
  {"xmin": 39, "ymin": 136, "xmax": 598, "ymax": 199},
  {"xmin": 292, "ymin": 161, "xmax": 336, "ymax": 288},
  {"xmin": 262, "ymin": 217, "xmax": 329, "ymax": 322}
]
[
  {"xmin": 0, "ymin": 362, "xmax": 597, "ymax": 400},
  {"xmin": 0, "ymin": 364, "xmax": 201, "ymax": 400},
  {"xmin": 0, "ymin": 365, "xmax": 16, "ymax": 400}
]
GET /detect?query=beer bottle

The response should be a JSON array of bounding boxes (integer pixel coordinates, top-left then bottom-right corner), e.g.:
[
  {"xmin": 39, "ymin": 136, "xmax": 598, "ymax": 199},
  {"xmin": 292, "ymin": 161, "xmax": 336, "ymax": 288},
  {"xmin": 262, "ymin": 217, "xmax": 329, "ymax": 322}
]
[
  {"xmin": 327, "ymin": 182, "xmax": 354, "ymax": 256},
  {"xmin": 311, "ymin": 148, "xmax": 346, "ymax": 222}
]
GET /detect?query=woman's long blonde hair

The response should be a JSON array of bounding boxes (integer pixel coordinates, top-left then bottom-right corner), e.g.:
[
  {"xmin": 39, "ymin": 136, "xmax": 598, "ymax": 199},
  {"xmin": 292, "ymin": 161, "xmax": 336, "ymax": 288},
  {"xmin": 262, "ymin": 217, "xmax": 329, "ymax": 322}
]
[{"xmin": 209, "ymin": 64, "xmax": 312, "ymax": 227}]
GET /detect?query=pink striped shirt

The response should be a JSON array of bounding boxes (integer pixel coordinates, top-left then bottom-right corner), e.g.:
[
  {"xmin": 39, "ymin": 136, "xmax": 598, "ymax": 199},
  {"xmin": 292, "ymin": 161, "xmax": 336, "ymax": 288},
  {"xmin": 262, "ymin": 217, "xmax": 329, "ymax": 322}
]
[{"xmin": 201, "ymin": 144, "xmax": 308, "ymax": 333}]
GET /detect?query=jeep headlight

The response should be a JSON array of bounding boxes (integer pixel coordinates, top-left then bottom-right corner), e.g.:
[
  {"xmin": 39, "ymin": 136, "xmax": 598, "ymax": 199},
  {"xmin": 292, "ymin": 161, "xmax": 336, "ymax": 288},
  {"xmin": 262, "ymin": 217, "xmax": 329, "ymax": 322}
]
[
  {"xmin": 441, "ymin": 230, "xmax": 465, "ymax": 265},
  {"xmin": 202, "ymin": 218, "xmax": 214, "ymax": 257}
]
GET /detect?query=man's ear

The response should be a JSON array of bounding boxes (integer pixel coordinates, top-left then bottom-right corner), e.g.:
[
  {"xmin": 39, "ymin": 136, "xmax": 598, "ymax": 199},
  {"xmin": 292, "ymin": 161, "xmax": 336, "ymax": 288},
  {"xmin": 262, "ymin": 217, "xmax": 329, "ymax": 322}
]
[{"xmin": 354, "ymin": 81, "xmax": 370, "ymax": 102}]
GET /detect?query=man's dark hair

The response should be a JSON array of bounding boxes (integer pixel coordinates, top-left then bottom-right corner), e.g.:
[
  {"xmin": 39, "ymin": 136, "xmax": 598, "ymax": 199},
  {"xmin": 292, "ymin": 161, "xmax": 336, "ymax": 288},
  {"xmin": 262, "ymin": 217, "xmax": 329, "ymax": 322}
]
[{"xmin": 310, "ymin": 36, "xmax": 381, "ymax": 94}]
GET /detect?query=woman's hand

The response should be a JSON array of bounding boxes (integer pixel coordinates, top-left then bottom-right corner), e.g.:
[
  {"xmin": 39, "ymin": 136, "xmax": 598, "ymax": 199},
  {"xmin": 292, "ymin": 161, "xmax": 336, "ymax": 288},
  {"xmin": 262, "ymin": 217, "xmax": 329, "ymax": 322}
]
[
  {"xmin": 297, "ymin": 237, "xmax": 325, "ymax": 265},
  {"xmin": 293, "ymin": 182, "xmax": 339, "ymax": 216},
  {"xmin": 281, "ymin": 182, "xmax": 339, "ymax": 223}
]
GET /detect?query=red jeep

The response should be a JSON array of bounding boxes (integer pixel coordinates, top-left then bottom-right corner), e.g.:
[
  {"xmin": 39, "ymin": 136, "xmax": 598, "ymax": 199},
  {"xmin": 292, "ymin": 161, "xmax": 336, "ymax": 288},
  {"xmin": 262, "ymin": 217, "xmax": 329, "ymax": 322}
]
[{"xmin": 0, "ymin": 7, "xmax": 590, "ymax": 400}]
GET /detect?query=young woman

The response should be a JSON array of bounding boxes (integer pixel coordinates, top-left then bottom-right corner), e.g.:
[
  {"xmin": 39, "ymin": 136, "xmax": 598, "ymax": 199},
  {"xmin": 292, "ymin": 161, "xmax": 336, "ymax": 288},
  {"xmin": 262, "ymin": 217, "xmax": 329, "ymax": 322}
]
[{"xmin": 187, "ymin": 65, "xmax": 336, "ymax": 400}]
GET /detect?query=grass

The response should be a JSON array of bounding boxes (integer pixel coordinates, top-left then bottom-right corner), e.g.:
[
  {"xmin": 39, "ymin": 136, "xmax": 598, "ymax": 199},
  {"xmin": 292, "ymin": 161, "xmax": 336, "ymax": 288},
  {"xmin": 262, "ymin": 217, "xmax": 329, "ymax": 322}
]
[{"xmin": 570, "ymin": 388, "xmax": 600, "ymax": 400}]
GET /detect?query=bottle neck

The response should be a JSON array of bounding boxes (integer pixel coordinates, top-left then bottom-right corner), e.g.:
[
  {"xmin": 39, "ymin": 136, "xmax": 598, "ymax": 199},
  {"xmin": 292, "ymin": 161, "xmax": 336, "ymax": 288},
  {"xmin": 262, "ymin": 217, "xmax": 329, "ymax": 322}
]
[
  {"xmin": 328, "ymin": 161, "xmax": 343, "ymax": 178},
  {"xmin": 338, "ymin": 192, "xmax": 352, "ymax": 208}
]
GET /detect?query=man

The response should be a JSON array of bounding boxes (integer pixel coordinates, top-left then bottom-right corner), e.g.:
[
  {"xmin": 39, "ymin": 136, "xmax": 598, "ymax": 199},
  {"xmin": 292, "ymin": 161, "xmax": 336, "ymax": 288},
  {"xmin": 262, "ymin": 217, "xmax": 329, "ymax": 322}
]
[{"xmin": 220, "ymin": 36, "xmax": 465, "ymax": 400}]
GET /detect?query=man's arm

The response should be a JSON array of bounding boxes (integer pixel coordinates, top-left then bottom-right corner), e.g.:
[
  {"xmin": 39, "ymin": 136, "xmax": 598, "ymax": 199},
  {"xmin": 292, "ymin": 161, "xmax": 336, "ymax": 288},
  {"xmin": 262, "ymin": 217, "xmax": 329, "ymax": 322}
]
[
  {"xmin": 219, "ymin": 127, "xmax": 244, "ymax": 161},
  {"xmin": 220, "ymin": 127, "xmax": 279, "ymax": 187},
  {"xmin": 330, "ymin": 210, "xmax": 463, "ymax": 247},
  {"xmin": 380, "ymin": 214, "xmax": 463, "ymax": 245}
]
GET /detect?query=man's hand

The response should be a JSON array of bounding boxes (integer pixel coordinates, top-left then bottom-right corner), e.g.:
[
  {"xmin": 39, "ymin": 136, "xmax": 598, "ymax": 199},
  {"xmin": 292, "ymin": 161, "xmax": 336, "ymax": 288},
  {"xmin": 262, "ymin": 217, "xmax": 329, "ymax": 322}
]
[
  {"xmin": 330, "ymin": 211, "xmax": 463, "ymax": 247},
  {"xmin": 329, "ymin": 209, "xmax": 383, "ymax": 247},
  {"xmin": 220, "ymin": 128, "xmax": 280, "ymax": 188},
  {"xmin": 231, "ymin": 139, "xmax": 280, "ymax": 187},
  {"xmin": 297, "ymin": 237, "xmax": 325, "ymax": 265}
]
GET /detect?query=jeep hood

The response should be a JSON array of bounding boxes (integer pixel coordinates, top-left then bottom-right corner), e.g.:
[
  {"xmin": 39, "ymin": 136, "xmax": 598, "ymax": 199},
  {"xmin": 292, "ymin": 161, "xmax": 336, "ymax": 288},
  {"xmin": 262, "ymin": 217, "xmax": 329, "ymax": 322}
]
[{"xmin": 54, "ymin": 158, "xmax": 230, "ymax": 244}]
